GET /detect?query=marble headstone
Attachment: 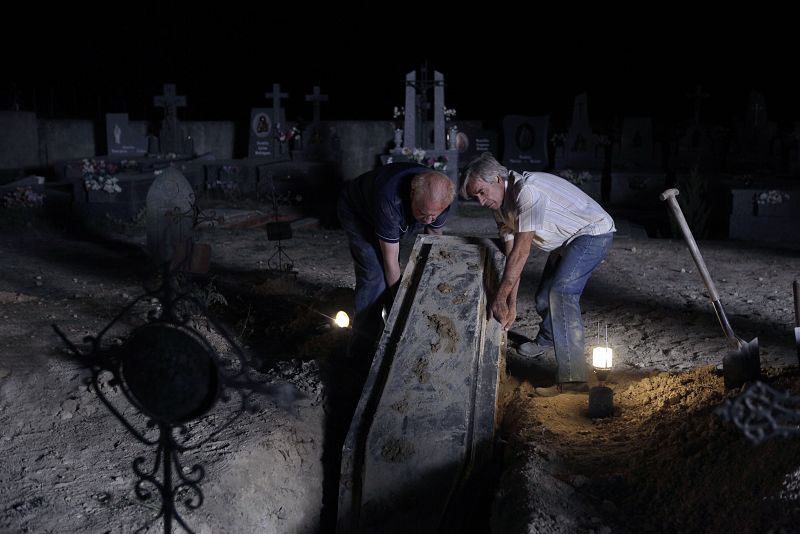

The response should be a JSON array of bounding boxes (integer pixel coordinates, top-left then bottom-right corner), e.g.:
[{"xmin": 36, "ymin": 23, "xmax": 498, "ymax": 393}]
[
  {"xmin": 502, "ymin": 115, "xmax": 549, "ymax": 171},
  {"xmin": 146, "ymin": 166, "xmax": 195, "ymax": 268},
  {"xmin": 105, "ymin": 113, "xmax": 147, "ymax": 156}
]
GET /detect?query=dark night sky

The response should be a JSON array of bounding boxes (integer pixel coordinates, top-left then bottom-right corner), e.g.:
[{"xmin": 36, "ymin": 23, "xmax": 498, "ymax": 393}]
[{"xmin": 5, "ymin": 4, "xmax": 796, "ymax": 132}]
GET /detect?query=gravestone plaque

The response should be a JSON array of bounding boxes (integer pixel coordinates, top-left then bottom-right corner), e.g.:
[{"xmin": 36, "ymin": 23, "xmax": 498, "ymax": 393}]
[
  {"xmin": 456, "ymin": 122, "xmax": 498, "ymax": 172},
  {"xmin": 146, "ymin": 166, "xmax": 195, "ymax": 268},
  {"xmin": 105, "ymin": 114, "xmax": 147, "ymax": 156},
  {"xmin": 249, "ymin": 109, "xmax": 280, "ymax": 158},
  {"xmin": 502, "ymin": 115, "xmax": 549, "ymax": 171}
]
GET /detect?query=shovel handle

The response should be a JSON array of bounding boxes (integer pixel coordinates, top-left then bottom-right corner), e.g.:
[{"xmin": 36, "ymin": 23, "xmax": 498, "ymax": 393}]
[
  {"xmin": 660, "ymin": 188, "xmax": 721, "ymax": 302},
  {"xmin": 793, "ymin": 280, "xmax": 800, "ymax": 327}
]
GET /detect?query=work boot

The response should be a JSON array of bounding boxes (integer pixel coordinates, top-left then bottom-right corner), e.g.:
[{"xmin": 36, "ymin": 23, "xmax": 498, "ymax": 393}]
[
  {"xmin": 517, "ymin": 340, "xmax": 553, "ymax": 357},
  {"xmin": 558, "ymin": 382, "xmax": 589, "ymax": 394},
  {"xmin": 533, "ymin": 385, "xmax": 560, "ymax": 397},
  {"xmin": 506, "ymin": 345, "xmax": 557, "ymax": 385}
]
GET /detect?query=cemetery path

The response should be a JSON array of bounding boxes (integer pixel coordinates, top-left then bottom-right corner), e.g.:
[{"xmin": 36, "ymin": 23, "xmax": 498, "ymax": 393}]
[{"xmin": 1, "ymin": 211, "xmax": 799, "ymax": 533}]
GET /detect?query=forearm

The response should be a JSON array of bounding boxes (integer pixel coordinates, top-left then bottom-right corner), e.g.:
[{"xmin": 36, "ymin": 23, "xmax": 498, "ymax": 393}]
[
  {"xmin": 503, "ymin": 237, "xmax": 514, "ymax": 256},
  {"xmin": 497, "ymin": 232, "xmax": 533, "ymax": 301},
  {"xmin": 378, "ymin": 240, "xmax": 402, "ymax": 290}
]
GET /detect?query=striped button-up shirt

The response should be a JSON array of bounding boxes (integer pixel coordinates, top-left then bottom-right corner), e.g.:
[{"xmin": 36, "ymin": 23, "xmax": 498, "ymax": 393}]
[{"xmin": 494, "ymin": 171, "xmax": 615, "ymax": 252}]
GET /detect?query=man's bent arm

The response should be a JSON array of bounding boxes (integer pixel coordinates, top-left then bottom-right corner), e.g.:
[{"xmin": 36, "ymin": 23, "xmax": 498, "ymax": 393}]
[
  {"xmin": 497, "ymin": 231, "xmax": 534, "ymax": 303},
  {"xmin": 378, "ymin": 240, "xmax": 402, "ymax": 291}
]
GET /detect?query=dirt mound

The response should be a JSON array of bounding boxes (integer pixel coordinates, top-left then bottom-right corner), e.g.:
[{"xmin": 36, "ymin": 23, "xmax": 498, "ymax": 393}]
[{"xmin": 502, "ymin": 367, "xmax": 800, "ymax": 532}]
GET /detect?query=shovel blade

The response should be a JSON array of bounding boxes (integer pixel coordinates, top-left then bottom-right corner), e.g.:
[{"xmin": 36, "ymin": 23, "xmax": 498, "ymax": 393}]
[{"xmin": 722, "ymin": 337, "xmax": 760, "ymax": 390}]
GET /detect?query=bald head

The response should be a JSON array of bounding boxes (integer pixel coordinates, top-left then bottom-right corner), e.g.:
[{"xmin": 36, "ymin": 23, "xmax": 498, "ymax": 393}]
[{"xmin": 410, "ymin": 171, "xmax": 455, "ymax": 225}]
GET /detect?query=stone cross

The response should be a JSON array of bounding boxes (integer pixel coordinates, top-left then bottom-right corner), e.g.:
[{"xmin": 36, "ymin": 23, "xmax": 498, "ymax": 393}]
[
  {"xmin": 403, "ymin": 71, "xmax": 417, "ymax": 149},
  {"xmin": 402, "ymin": 66, "xmax": 448, "ymax": 151},
  {"xmin": 752, "ymin": 101, "xmax": 763, "ymax": 127},
  {"xmin": 153, "ymin": 84, "xmax": 187, "ymax": 155},
  {"xmin": 686, "ymin": 85, "xmax": 709, "ymax": 125},
  {"xmin": 265, "ymin": 83, "xmax": 289, "ymax": 155},
  {"xmin": 433, "ymin": 71, "xmax": 446, "ymax": 152},
  {"xmin": 265, "ymin": 83, "xmax": 289, "ymax": 129},
  {"xmin": 304, "ymin": 85, "xmax": 328, "ymax": 124}
]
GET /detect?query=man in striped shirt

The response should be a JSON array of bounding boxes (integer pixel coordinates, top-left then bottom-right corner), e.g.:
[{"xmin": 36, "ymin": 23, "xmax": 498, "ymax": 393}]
[{"xmin": 462, "ymin": 152, "xmax": 615, "ymax": 392}]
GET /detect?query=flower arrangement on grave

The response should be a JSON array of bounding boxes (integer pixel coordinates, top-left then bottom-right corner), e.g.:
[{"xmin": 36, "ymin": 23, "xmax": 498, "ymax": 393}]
[
  {"xmin": 274, "ymin": 124, "xmax": 302, "ymax": 145},
  {"xmin": 443, "ymin": 106, "xmax": 457, "ymax": 122},
  {"xmin": 755, "ymin": 190, "xmax": 790, "ymax": 205},
  {"xmin": 390, "ymin": 147, "xmax": 447, "ymax": 172},
  {"xmin": 428, "ymin": 155, "xmax": 448, "ymax": 172},
  {"xmin": 556, "ymin": 169, "xmax": 592, "ymax": 186},
  {"xmin": 594, "ymin": 134, "xmax": 612, "ymax": 147},
  {"xmin": 392, "ymin": 106, "xmax": 405, "ymax": 130},
  {"xmin": 1, "ymin": 186, "xmax": 45, "ymax": 208},
  {"xmin": 82, "ymin": 159, "xmax": 122, "ymax": 194}
]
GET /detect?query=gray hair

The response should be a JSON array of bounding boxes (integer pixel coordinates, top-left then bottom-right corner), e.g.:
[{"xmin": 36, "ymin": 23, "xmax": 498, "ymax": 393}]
[
  {"xmin": 411, "ymin": 171, "xmax": 456, "ymax": 205},
  {"xmin": 460, "ymin": 152, "xmax": 509, "ymax": 199}
]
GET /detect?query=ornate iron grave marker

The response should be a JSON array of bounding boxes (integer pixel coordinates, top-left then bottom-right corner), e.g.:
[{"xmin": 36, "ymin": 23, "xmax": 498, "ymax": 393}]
[{"xmin": 52, "ymin": 271, "xmax": 273, "ymax": 533}]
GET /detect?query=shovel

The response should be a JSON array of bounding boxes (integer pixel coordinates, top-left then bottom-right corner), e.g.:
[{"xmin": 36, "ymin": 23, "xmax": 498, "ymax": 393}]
[
  {"xmin": 793, "ymin": 280, "xmax": 800, "ymax": 363},
  {"xmin": 660, "ymin": 188, "xmax": 760, "ymax": 389}
]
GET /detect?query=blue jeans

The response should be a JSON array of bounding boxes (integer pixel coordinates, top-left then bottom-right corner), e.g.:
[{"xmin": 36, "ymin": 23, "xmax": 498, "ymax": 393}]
[
  {"xmin": 337, "ymin": 196, "xmax": 387, "ymax": 358},
  {"xmin": 534, "ymin": 233, "xmax": 614, "ymax": 383}
]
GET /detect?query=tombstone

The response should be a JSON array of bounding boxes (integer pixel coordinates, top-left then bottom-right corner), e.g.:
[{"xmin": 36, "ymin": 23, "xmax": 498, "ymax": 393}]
[
  {"xmin": 105, "ymin": 113, "xmax": 147, "ymax": 156},
  {"xmin": 153, "ymin": 84, "xmax": 187, "ymax": 155},
  {"xmin": 403, "ymin": 70, "xmax": 418, "ymax": 149},
  {"xmin": 305, "ymin": 85, "xmax": 328, "ymax": 125},
  {"xmin": 673, "ymin": 123, "xmax": 714, "ymax": 171},
  {"xmin": 455, "ymin": 121, "xmax": 499, "ymax": 173},
  {"xmin": 398, "ymin": 66, "xmax": 448, "ymax": 152},
  {"xmin": 266, "ymin": 83, "xmax": 290, "ymax": 158},
  {"xmin": 556, "ymin": 92, "xmax": 602, "ymax": 170},
  {"xmin": 300, "ymin": 85, "xmax": 342, "ymax": 162},
  {"xmin": 249, "ymin": 109, "xmax": 280, "ymax": 158},
  {"xmin": 729, "ymin": 185, "xmax": 800, "ymax": 242},
  {"xmin": 203, "ymin": 160, "xmax": 258, "ymax": 199},
  {"xmin": 70, "ymin": 159, "xmax": 157, "ymax": 225},
  {"xmin": 789, "ymin": 122, "xmax": 800, "ymax": 175},
  {"xmin": 146, "ymin": 166, "xmax": 197, "ymax": 269},
  {"xmin": 730, "ymin": 91, "xmax": 778, "ymax": 171},
  {"xmin": 249, "ymin": 84, "xmax": 289, "ymax": 159},
  {"xmin": 501, "ymin": 115, "xmax": 549, "ymax": 171},
  {"xmin": 388, "ymin": 67, "xmax": 459, "ymax": 196},
  {"xmin": 615, "ymin": 117, "xmax": 659, "ymax": 169}
]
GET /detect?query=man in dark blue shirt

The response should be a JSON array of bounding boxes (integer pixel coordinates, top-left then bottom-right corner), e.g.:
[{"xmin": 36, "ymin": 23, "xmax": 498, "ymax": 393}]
[{"xmin": 338, "ymin": 162, "xmax": 455, "ymax": 360}]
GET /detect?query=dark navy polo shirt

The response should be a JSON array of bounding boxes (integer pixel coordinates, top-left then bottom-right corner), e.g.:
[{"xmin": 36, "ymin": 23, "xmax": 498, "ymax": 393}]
[{"xmin": 342, "ymin": 162, "xmax": 450, "ymax": 243}]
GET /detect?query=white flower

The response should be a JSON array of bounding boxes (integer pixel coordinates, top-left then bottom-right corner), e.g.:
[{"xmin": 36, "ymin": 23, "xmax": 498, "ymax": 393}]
[{"xmin": 756, "ymin": 190, "xmax": 790, "ymax": 205}]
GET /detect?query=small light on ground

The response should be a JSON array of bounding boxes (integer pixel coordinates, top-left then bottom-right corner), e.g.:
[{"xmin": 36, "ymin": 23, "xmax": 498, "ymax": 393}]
[
  {"xmin": 592, "ymin": 346, "xmax": 613, "ymax": 370},
  {"xmin": 334, "ymin": 311, "xmax": 350, "ymax": 328}
]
